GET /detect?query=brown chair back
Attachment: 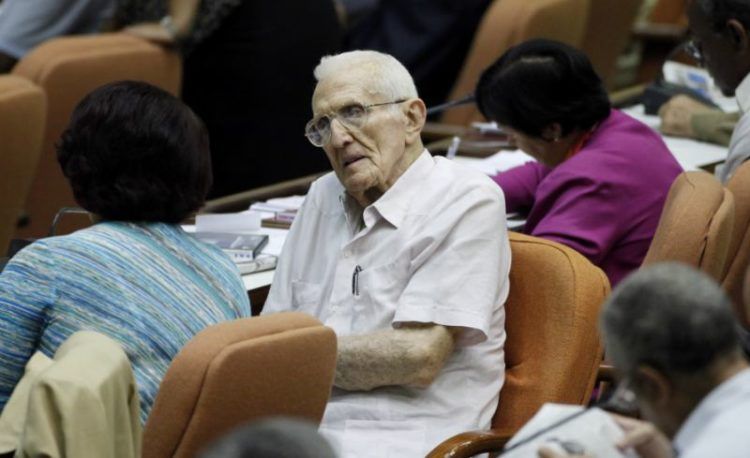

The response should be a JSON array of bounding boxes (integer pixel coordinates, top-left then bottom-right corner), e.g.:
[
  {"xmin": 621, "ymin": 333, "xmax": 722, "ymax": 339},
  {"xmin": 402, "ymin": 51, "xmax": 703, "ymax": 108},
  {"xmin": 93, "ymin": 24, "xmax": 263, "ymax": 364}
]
[
  {"xmin": 12, "ymin": 33, "xmax": 181, "ymax": 238},
  {"xmin": 441, "ymin": 0, "xmax": 590, "ymax": 126},
  {"xmin": 722, "ymin": 162, "xmax": 750, "ymax": 327},
  {"xmin": 0, "ymin": 76, "xmax": 46, "ymax": 253},
  {"xmin": 642, "ymin": 171, "xmax": 735, "ymax": 282},
  {"xmin": 491, "ymin": 232, "xmax": 608, "ymax": 434},
  {"xmin": 142, "ymin": 313, "xmax": 337, "ymax": 458},
  {"xmin": 580, "ymin": 0, "xmax": 642, "ymax": 89}
]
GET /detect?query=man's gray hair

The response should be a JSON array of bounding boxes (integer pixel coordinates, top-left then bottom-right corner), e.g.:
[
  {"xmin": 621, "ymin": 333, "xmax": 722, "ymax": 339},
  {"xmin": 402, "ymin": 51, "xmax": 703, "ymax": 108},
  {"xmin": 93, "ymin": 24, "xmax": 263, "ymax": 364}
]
[
  {"xmin": 313, "ymin": 50, "xmax": 418, "ymax": 100},
  {"xmin": 601, "ymin": 263, "xmax": 740, "ymax": 377}
]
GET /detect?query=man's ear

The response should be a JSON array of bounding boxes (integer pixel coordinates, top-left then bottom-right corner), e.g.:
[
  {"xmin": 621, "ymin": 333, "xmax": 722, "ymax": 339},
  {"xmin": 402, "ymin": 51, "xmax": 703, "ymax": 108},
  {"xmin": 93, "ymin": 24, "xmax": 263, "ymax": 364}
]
[
  {"xmin": 541, "ymin": 123, "xmax": 563, "ymax": 142},
  {"xmin": 727, "ymin": 19, "xmax": 750, "ymax": 51},
  {"xmin": 403, "ymin": 98, "xmax": 426, "ymax": 142},
  {"xmin": 633, "ymin": 366, "xmax": 672, "ymax": 407}
]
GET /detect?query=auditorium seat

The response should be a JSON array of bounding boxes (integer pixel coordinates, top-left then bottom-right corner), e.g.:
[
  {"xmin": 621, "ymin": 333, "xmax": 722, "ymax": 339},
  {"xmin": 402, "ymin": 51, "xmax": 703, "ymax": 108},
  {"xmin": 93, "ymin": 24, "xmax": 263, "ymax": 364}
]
[
  {"xmin": 580, "ymin": 0, "xmax": 642, "ymax": 90},
  {"xmin": 4, "ymin": 332, "xmax": 141, "ymax": 458},
  {"xmin": 427, "ymin": 232, "xmax": 608, "ymax": 457},
  {"xmin": 12, "ymin": 33, "xmax": 181, "ymax": 238},
  {"xmin": 642, "ymin": 171, "xmax": 735, "ymax": 282},
  {"xmin": 436, "ymin": 0, "xmax": 590, "ymax": 128},
  {"xmin": 0, "ymin": 76, "xmax": 45, "ymax": 254},
  {"xmin": 142, "ymin": 312, "xmax": 337, "ymax": 458},
  {"xmin": 722, "ymin": 162, "xmax": 750, "ymax": 327}
]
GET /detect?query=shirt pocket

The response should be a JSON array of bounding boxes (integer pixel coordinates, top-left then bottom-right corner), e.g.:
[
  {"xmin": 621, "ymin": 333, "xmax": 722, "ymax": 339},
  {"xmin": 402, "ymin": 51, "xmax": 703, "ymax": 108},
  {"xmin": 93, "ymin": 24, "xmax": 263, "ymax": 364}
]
[
  {"xmin": 351, "ymin": 258, "xmax": 409, "ymax": 332},
  {"xmin": 341, "ymin": 419, "xmax": 427, "ymax": 458},
  {"xmin": 291, "ymin": 280, "xmax": 324, "ymax": 317}
]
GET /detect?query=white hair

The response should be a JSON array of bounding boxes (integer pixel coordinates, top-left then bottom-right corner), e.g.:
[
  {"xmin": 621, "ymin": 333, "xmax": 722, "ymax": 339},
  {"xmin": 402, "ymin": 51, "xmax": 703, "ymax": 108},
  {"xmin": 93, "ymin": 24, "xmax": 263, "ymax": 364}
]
[{"xmin": 313, "ymin": 50, "xmax": 418, "ymax": 100}]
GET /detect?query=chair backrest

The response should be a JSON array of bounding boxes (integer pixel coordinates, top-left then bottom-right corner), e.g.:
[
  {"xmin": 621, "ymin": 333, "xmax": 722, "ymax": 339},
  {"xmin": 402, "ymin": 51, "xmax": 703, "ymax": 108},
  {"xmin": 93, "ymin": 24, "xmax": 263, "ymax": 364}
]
[
  {"xmin": 142, "ymin": 312, "xmax": 337, "ymax": 458},
  {"xmin": 491, "ymin": 232, "xmax": 608, "ymax": 434},
  {"xmin": 17, "ymin": 331, "xmax": 141, "ymax": 458},
  {"xmin": 12, "ymin": 33, "xmax": 181, "ymax": 238},
  {"xmin": 642, "ymin": 171, "xmax": 735, "ymax": 282},
  {"xmin": 440, "ymin": 0, "xmax": 590, "ymax": 126},
  {"xmin": 580, "ymin": 0, "xmax": 642, "ymax": 89},
  {"xmin": 722, "ymin": 161, "xmax": 750, "ymax": 327},
  {"xmin": 0, "ymin": 76, "xmax": 46, "ymax": 253}
]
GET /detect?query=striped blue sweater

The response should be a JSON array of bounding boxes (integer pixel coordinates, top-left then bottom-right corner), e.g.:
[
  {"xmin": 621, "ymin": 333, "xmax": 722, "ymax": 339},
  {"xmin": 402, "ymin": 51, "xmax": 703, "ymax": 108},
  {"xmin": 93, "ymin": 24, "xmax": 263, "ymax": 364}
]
[{"xmin": 0, "ymin": 222, "xmax": 251, "ymax": 422}]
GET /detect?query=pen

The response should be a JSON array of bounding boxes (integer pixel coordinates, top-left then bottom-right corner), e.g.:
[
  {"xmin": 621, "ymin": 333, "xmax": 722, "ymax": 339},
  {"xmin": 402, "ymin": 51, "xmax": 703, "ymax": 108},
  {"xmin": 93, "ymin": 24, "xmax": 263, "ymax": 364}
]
[{"xmin": 352, "ymin": 265, "xmax": 362, "ymax": 296}]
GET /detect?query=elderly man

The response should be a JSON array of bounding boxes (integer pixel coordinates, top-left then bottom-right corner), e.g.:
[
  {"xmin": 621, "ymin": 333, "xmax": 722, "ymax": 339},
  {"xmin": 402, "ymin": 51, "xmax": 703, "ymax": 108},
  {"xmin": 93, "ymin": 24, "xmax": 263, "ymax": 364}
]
[
  {"xmin": 540, "ymin": 263, "xmax": 750, "ymax": 458},
  {"xmin": 262, "ymin": 50, "xmax": 510, "ymax": 456}
]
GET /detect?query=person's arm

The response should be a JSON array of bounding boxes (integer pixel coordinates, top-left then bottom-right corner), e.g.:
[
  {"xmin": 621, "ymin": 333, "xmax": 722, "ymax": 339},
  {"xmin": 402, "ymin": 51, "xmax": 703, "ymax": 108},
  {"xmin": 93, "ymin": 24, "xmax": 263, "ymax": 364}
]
[
  {"xmin": 122, "ymin": 0, "xmax": 200, "ymax": 44},
  {"xmin": 334, "ymin": 323, "xmax": 454, "ymax": 391},
  {"xmin": 492, "ymin": 161, "xmax": 548, "ymax": 214},
  {"xmin": 0, "ymin": 243, "xmax": 56, "ymax": 409},
  {"xmin": 658, "ymin": 94, "xmax": 736, "ymax": 146}
]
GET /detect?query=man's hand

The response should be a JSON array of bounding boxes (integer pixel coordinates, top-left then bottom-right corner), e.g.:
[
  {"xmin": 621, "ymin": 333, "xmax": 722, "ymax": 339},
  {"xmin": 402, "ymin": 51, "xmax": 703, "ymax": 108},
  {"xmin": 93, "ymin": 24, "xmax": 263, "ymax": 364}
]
[
  {"xmin": 334, "ymin": 323, "xmax": 454, "ymax": 391},
  {"xmin": 613, "ymin": 415, "xmax": 673, "ymax": 458},
  {"xmin": 658, "ymin": 95, "xmax": 715, "ymax": 138}
]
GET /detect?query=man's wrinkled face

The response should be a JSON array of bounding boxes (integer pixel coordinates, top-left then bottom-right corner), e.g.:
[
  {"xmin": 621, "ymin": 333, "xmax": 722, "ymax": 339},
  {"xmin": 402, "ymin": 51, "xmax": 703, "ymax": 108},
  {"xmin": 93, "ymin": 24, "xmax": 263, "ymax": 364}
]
[
  {"xmin": 687, "ymin": 2, "xmax": 745, "ymax": 96},
  {"xmin": 311, "ymin": 75, "xmax": 408, "ymax": 199}
]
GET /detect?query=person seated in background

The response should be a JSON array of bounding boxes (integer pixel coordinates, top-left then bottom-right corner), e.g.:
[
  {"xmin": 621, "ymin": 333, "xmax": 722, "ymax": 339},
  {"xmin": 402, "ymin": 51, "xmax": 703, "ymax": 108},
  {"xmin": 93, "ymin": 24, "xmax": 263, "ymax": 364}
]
[
  {"xmin": 539, "ymin": 263, "xmax": 750, "ymax": 458},
  {"xmin": 0, "ymin": 81, "xmax": 251, "ymax": 422},
  {"xmin": 659, "ymin": 94, "xmax": 738, "ymax": 147},
  {"xmin": 659, "ymin": 0, "xmax": 750, "ymax": 184},
  {"xmin": 262, "ymin": 50, "xmax": 510, "ymax": 456},
  {"xmin": 200, "ymin": 418, "xmax": 336, "ymax": 458},
  {"xmin": 476, "ymin": 39, "xmax": 683, "ymax": 286},
  {"xmin": 0, "ymin": 0, "xmax": 115, "ymax": 73}
]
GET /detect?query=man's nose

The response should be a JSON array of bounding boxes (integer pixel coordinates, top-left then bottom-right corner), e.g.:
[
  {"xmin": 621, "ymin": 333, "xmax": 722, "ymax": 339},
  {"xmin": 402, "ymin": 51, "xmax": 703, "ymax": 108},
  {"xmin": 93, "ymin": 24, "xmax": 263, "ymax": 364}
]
[{"xmin": 329, "ymin": 118, "xmax": 353, "ymax": 147}]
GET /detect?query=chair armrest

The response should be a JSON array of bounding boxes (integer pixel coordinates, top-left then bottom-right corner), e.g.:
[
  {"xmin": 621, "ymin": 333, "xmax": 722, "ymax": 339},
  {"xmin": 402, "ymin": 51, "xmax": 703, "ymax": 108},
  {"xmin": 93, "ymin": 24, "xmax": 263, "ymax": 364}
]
[
  {"xmin": 426, "ymin": 429, "xmax": 513, "ymax": 458},
  {"xmin": 632, "ymin": 22, "xmax": 687, "ymax": 42},
  {"xmin": 200, "ymin": 172, "xmax": 325, "ymax": 214},
  {"xmin": 421, "ymin": 122, "xmax": 469, "ymax": 141}
]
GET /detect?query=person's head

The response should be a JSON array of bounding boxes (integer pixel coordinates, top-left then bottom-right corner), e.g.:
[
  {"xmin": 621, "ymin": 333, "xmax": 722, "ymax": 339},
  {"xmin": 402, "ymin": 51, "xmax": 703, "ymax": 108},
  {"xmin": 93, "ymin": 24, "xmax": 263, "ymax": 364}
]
[
  {"xmin": 57, "ymin": 80, "xmax": 212, "ymax": 224},
  {"xmin": 306, "ymin": 50, "xmax": 426, "ymax": 207},
  {"xmin": 601, "ymin": 263, "xmax": 746, "ymax": 438},
  {"xmin": 476, "ymin": 39, "xmax": 611, "ymax": 166},
  {"xmin": 199, "ymin": 418, "xmax": 336, "ymax": 458},
  {"xmin": 687, "ymin": 0, "xmax": 750, "ymax": 96}
]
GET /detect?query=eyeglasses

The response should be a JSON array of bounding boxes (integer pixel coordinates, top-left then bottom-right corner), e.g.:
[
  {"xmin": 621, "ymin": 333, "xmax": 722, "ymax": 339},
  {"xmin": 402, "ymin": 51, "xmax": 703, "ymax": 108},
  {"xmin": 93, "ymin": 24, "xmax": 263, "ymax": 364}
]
[
  {"xmin": 684, "ymin": 40, "xmax": 703, "ymax": 62},
  {"xmin": 304, "ymin": 99, "xmax": 407, "ymax": 147}
]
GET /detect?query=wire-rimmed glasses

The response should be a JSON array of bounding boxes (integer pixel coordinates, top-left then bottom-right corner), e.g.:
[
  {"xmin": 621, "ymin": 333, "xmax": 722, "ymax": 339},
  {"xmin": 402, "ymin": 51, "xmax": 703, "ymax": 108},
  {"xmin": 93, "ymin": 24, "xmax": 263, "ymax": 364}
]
[{"xmin": 304, "ymin": 99, "xmax": 407, "ymax": 147}]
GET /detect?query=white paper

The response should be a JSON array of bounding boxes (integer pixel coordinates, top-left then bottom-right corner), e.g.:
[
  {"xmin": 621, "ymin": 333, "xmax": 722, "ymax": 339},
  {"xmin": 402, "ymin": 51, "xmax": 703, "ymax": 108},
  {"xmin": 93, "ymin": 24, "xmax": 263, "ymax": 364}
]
[
  {"xmin": 502, "ymin": 404, "xmax": 636, "ymax": 458},
  {"xmin": 195, "ymin": 212, "xmax": 261, "ymax": 233}
]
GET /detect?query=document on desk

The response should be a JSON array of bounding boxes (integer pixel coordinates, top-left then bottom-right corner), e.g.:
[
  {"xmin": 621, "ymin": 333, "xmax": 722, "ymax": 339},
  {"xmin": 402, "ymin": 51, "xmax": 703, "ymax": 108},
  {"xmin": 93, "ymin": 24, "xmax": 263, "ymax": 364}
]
[
  {"xmin": 453, "ymin": 150, "xmax": 536, "ymax": 175},
  {"xmin": 502, "ymin": 404, "xmax": 636, "ymax": 458}
]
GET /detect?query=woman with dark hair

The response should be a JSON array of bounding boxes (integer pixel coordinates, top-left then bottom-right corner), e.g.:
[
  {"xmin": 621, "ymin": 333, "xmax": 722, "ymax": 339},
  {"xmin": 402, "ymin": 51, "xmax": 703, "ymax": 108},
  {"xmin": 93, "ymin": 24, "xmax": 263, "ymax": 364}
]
[
  {"xmin": 0, "ymin": 81, "xmax": 251, "ymax": 422},
  {"xmin": 477, "ymin": 39, "xmax": 683, "ymax": 286}
]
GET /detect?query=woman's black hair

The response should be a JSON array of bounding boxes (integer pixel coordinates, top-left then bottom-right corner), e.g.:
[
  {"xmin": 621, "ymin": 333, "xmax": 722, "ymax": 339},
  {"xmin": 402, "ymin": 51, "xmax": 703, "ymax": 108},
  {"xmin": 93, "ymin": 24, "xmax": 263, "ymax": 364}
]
[
  {"xmin": 57, "ymin": 80, "xmax": 212, "ymax": 223},
  {"xmin": 476, "ymin": 39, "xmax": 611, "ymax": 137}
]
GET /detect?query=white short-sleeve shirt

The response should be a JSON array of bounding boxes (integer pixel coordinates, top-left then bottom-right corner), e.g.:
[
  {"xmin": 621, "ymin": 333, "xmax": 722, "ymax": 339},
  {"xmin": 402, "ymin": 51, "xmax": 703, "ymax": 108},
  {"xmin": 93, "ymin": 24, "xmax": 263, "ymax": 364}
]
[{"xmin": 263, "ymin": 150, "xmax": 511, "ymax": 456}]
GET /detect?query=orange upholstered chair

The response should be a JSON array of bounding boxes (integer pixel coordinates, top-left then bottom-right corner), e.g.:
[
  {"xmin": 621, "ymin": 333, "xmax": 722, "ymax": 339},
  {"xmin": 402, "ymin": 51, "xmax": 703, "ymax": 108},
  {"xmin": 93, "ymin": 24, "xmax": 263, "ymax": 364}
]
[
  {"xmin": 142, "ymin": 312, "xmax": 337, "ymax": 458},
  {"xmin": 12, "ymin": 33, "xmax": 181, "ymax": 238},
  {"xmin": 438, "ymin": 0, "xmax": 590, "ymax": 127},
  {"xmin": 642, "ymin": 171, "xmax": 735, "ymax": 282},
  {"xmin": 722, "ymin": 162, "xmax": 750, "ymax": 327},
  {"xmin": 580, "ymin": 0, "xmax": 642, "ymax": 89},
  {"xmin": 427, "ymin": 232, "xmax": 609, "ymax": 457},
  {"xmin": 0, "ymin": 76, "xmax": 46, "ymax": 253}
]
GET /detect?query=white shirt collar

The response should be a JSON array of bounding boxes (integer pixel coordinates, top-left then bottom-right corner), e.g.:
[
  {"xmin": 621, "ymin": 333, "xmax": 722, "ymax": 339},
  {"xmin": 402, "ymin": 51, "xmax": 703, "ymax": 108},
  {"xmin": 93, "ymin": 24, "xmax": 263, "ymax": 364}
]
[
  {"xmin": 735, "ymin": 73, "xmax": 750, "ymax": 113},
  {"xmin": 673, "ymin": 367, "xmax": 750, "ymax": 453}
]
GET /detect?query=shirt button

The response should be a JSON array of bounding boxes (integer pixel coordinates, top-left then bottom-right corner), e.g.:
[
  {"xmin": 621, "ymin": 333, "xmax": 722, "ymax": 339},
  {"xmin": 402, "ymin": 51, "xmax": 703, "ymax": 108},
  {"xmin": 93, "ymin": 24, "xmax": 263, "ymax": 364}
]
[{"xmin": 343, "ymin": 250, "xmax": 352, "ymax": 258}]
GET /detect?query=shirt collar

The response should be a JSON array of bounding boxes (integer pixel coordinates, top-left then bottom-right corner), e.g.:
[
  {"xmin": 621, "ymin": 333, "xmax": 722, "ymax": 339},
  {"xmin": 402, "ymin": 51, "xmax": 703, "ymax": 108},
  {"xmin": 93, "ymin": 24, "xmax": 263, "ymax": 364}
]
[
  {"xmin": 736, "ymin": 73, "xmax": 750, "ymax": 113},
  {"xmin": 370, "ymin": 150, "xmax": 433, "ymax": 228},
  {"xmin": 673, "ymin": 367, "xmax": 750, "ymax": 454},
  {"xmin": 338, "ymin": 149, "xmax": 433, "ymax": 229}
]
